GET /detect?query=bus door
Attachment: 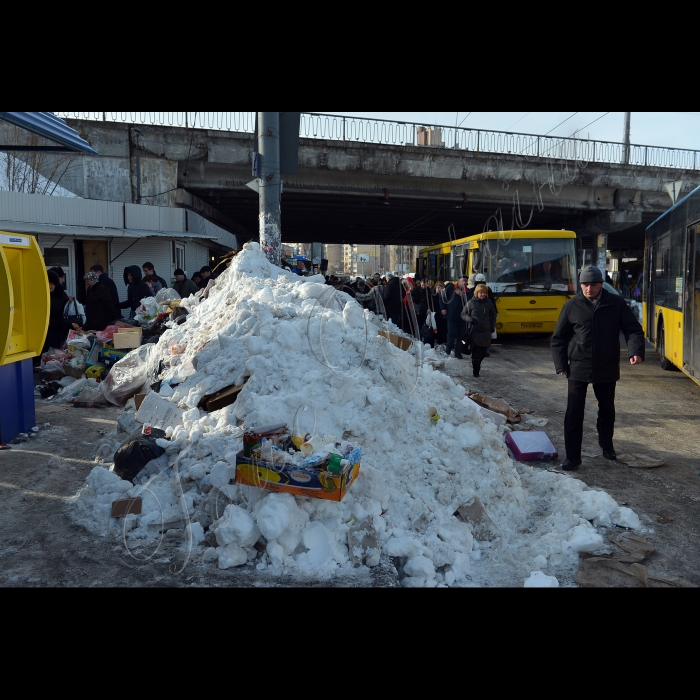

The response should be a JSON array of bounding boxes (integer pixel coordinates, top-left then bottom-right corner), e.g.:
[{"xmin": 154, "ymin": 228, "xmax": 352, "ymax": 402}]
[
  {"xmin": 646, "ymin": 244, "xmax": 656, "ymax": 342},
  {"xmin": 451, "ymin": 244, "xmax": 466, "ymax": 280},
  {"xmin": 685, "ymin": 223, "xmax": 700, "ymax": 378}
]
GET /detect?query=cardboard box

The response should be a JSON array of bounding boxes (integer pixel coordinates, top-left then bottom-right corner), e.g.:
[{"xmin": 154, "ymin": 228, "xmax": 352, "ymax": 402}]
[
  {"xmin": 378, "ymin": 330, "xmax": 412, "ymax": 351},
  {"xmin": 199, "ymin": 380, "xmax": 247, "ymax": 412},
  {"xmin": 134, "ymin": 393, "xmax": 147, "ymax": 411},
  {"xmin": 505, "ymin": 431, "xmax": 558, "ymax": 461},
  {"xmin": 235, "ymin": 452, "xmax": 361, "ymax": 501},
  {"xmin": 110, "ymin": 497, "xmax": 142, "ymax": 517},
  {"xmin": 134, "ymin": 391, "xmax": 185, "ymax": 430},
  {"xmin": 63, "ymin": 364, "xmax": 85, "ymax": 379},
  {"xmin": 113, "ymin": 328, "xmax": 143, "ymax": 349}
]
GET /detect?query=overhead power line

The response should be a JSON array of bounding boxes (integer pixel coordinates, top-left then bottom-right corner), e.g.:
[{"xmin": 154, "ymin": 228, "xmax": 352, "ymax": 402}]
[{"xmin": 544, "ymin": 112, "xmax": 578, "ymax": 136}]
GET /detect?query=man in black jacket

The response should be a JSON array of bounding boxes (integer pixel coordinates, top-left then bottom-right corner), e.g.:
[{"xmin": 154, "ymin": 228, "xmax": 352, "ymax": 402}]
[
  {"xmin": 142, "ymin": 262, "xmax": 168, "ymax": 291},
  {"xmin": 550, "ymin": 266, "xmax": 645, "ymax": 470},
  {"xmin": 119, "ymin": 265, "xmax": 153, "ymax": 318}
]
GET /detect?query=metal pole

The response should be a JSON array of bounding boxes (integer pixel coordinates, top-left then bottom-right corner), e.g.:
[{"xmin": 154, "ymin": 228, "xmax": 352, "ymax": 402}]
[
  {"xmin": 258, "ymin": 111, "xmax": 282, "ymax": 266},
  {"xmin": 133, "ymin": 129, "xmax": 142, "ymax": 204},
  {"xmin": 622, "ymin": 112, "xmax": 631, "ymax": 164}
]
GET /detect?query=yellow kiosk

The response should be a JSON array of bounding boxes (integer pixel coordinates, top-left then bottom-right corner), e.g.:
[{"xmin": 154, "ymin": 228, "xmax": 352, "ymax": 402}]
[{"xmin": 0, "ymin": 232, "xmax": 50, "ymax": 443}]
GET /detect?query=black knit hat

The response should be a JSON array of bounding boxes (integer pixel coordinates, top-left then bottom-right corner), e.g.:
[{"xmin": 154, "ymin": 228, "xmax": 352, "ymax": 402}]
[
  {"xmin": 174, "ymin": 268, "xmax": 185, "ymax": 276},
  {"xmin": 579, "ymin": 266, "xmax": 603, "ymax": 283}
]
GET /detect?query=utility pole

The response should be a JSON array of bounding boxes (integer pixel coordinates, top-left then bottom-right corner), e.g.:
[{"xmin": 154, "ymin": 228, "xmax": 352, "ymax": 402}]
[
  {"xmin": 258, "ymin": 112, "xmax": 282, "ymax": 266},
  {"xmin": 622, "ymin": 112, "xmax": 631, "ymax": 165}
]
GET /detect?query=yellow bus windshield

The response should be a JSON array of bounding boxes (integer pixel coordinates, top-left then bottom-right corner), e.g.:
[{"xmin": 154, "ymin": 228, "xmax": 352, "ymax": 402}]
[{"xmin": 476, "ymin": 237, "xmax": 577, "ymax": 293}]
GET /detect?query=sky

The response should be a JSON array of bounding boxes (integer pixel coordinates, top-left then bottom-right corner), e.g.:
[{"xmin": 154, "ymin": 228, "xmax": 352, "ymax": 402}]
[{"xmin": 318, "ymin": 112, "xmax": 700, "ymax": 151}]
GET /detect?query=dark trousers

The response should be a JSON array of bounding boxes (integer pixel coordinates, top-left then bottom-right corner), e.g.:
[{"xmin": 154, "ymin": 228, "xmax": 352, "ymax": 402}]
[
  {"xmin": 564, "ymin": 380, "xmax": 616, "ymax": 460},
  {"xmin": 472, "ymin": 344, "xmax": 487, "ymax": 369},
  {"xmin": 446, "ymin": 320, "xmax": 467, "ymax": 358}
]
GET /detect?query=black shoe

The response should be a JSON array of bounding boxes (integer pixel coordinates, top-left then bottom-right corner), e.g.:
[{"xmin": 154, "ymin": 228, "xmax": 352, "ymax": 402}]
[
  {"xmin": 602, "ymin": 449, "xmax": 617, "ymax": 460},
  {"xmin": 561, "ymin": 459, "xmax": 582, "ymax": 471}
]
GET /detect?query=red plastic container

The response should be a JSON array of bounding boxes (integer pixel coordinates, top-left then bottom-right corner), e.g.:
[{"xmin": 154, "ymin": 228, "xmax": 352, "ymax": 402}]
[{"xmin": 505, "ymin": 431, "xmax": 558, "ymax": 461}]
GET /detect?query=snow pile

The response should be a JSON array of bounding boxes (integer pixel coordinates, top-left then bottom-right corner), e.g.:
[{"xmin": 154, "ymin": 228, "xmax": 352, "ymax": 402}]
[{"xmin": 71, "ymin": 243, "xmax": 643, "ymax": 586}]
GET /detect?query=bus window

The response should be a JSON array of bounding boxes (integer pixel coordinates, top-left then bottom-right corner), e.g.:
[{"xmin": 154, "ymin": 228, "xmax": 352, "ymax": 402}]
[
  {"xmin": 428, "ymin": 252, "xmax": 437, "ymax": 280},
  {"xmin": 438, "ymin": 255, "xmax": 447, "ymax": 282}
]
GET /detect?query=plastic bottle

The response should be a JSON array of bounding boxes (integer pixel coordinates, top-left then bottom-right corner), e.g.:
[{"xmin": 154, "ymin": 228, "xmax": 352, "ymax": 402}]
[{"xmin": 327, "ymin": 452, "xmax": 342, "ymax": 473}]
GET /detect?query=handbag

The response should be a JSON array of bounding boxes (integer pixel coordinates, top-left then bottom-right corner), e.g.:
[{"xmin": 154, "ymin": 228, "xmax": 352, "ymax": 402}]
[
  {"xmin": 426, "ymin": 310, "xmax": 437, "ymax": 331},
  {"xmin": 460, "ymin": 322, "xmax": 473, "ymax": 355},
  {"xmin": 63, "ymin": 298, "xmax": 86, "ymax": 327}
]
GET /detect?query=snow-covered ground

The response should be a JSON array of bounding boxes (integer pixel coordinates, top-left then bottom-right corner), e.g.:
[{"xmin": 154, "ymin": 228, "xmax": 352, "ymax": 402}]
[{"xmin": 70, "ymin": 243, "xmax": 643, "ymax": 587}]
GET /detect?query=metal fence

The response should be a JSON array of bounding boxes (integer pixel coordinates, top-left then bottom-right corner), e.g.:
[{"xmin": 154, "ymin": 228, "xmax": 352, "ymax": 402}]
[{"xmin": 55, "ymin": 112, "xmax": 700, "ymax": 170}]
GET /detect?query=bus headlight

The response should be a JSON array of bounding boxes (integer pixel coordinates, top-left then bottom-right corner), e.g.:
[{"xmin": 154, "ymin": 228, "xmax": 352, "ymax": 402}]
[{"xmin": 496, "ymin": 322, "xmax": 503, "ymax": 330}]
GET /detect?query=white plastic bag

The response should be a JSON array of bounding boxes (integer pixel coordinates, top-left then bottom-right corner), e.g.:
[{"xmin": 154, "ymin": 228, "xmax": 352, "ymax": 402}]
[
  {"xmin": 155, "ymin": 288, "xmax": 181, "ymax": 305},
  {"xmin": 101, "ymin": 344, "xmax": 155, "ymax": 406}
]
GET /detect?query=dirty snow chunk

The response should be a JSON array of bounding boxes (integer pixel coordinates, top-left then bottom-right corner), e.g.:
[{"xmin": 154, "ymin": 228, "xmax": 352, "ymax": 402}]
[
  {"xmin": 611, "ymin": 507, "xmax": 642, "ymax": 530},
  {"xmin": 352, "ymin": 465, "xmax": 389, "ymax": 509},
  {"xmin": 210, "ymin": 461, "xmax": 235, "ymax": 487},
  {"xmin": 574, "ymin": 490, "xmax": 618, "ymax": 521},
  {"xmin": 437, "ymin": 520, "xmax": 474, "ymax": 553},
  {"xmin": 297, "ymin": 521, "xmax": 332, "ymax": 572},
  {"xmin": 566, "ymin": 524, "xmax": 604, "ymax": 553},
  {"xmin": 214, "ymin": 505, "xmax": 260, "ymax": 548},
  {"xmin": 256, "ymin": 492, "xmax": 299, "ymax": 541},
  {"xmin": 202, "ymin": 547, "xmax": 218, "ymax": 562},
  {"xmin": 383, "ymin": 536, "xmax": 424, "ymax": 559},
  {"xmin": 534, "ymin": 555, "xmax": 548, "ymax": 569},
  {"xmin": 592, "ymin": 510, "xmax": 613, "ymax": 528},
  {"xmin": 524, "ymin": 571, "xmax": 559, "ymax": 588},
  {"xmin": 218, "ymin": 544, "xmax": 248, "ymax": 569},
  {"xmin": 343, "ymin": 301, "xmax": 366, "ymax": 329},
  {"xmin": 404, "ymin": 555, "xmax": 436, "ymax": 580},
  {"xmin": 186, "ymin": 522, "xmax": 206, "ymax": 546}
]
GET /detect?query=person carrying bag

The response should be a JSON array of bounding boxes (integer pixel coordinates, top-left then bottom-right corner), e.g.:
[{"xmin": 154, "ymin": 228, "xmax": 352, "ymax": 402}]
[{"xmin": 63, "ymin": 297, "xmax": 86, "ymax": 327}]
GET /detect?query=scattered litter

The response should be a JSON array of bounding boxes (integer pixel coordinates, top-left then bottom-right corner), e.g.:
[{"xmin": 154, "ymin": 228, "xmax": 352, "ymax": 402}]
[
  {"xmin": 617, "ymin": 453, "xmax": 665, "ymax": 468},
  {"xmin": 575, "ymin": 555, "xmax": 696, "ymax": 588},
  {"xmin": 468, "ymin": 393, "xmax": 521, "ymax": 424},
  {"xmin": 505, "ymin": 431, "xmax": 558, "ymax": 461}
]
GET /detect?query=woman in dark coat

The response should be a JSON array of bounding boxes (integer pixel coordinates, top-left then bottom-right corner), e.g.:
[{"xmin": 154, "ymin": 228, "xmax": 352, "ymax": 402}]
[
  {"xmin": 118, "ymin": 265, "xmax": 153, "ymax": 319},
  {"xmin": 461, "ymin": 283, "xmax": 497, "ymax": 378},
  {"xmin": 432, "ymin": 281, "xmax": 448, "ymax": 345},
  {"xmin": 381, "ymin": 273, "xmax": 403, "ymax": 327},
  {"xmin": 82, "ymin": 272, "xmax": 118, "ymax": 331},
  {"xmin": 43, "ymin": 270, "xmax": 70, "ymax": 352}
]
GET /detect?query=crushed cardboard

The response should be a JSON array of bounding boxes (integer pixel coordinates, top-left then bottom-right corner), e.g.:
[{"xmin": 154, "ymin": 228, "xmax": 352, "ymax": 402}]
[
  {"xmin": 110, "ymin": 497, "xmax": 143, "ymax": 517},
  {"xmin": 468, "ymin": 392, "xmax": 521, "ymax": 424},
  {"xmin": 199, "ymin": 379, "xmax": 248, "ymax": 412},
  {"xmin": 575, "ymin": 555, "xmax": 696, "ymax": 588},
  {"xmin": 617, "ymin": 453, "xmax": 666, "ymax": 468},
  {"xmin": 134, "ymin": 392, "xmax": 186, "ymax": 430},
  {"xmin": 377, "ymin": 330, "xmax": 412, "ymax": 352},
  {"xmin": 455, "ymin": 497, "xmax": 501, "ymax": 542}
]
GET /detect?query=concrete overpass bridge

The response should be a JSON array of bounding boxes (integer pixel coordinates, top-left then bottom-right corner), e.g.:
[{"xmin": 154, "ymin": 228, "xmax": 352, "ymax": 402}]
[{"xmin": 55, "ymin": 112, "xmax": 700, "ymax": 254}]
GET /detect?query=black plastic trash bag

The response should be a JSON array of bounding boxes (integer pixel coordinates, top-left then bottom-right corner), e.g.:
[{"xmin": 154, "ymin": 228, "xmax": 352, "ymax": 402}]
[{"xmin": 113, "ymin": 426, "xmax": 167, "ymax": 483}]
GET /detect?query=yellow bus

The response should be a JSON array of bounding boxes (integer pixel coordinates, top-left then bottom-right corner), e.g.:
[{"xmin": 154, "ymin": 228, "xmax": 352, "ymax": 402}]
[
  {"xmin": 417, "ymin": 229, "xmax": 578, "ymax": 335},
  {"xmin": 644, "ymin": 185, "xmax": 700, "ymax": 386}
]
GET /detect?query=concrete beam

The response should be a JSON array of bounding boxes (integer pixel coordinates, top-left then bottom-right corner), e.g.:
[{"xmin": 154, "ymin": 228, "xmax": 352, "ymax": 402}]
[{"xmin": 61, "ymin": 118, "xmax": 699, "ymax": 225}]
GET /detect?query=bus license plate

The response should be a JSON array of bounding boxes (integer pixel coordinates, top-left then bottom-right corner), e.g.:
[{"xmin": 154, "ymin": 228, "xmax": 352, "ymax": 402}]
[{"xmin": 521, "ymin": 323, "xmax": 543, "ymax": 329}]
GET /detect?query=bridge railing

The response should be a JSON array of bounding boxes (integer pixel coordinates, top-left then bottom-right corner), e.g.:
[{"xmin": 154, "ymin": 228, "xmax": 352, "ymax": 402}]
[{"xmin": 55, "ymin": 112, "xmax": 700, "ymax": 171}]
